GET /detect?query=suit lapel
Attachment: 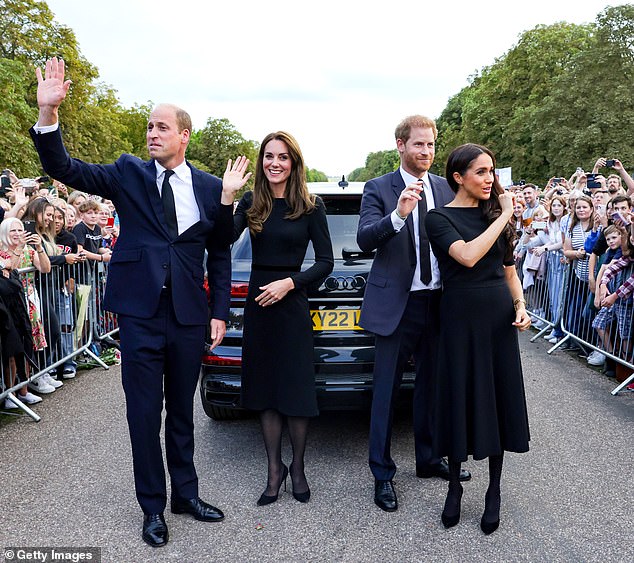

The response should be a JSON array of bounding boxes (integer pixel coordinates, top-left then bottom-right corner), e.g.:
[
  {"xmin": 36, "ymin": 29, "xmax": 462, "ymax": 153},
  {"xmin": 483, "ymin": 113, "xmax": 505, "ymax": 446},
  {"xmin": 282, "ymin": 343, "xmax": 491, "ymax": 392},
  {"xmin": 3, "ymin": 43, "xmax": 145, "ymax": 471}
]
[
  {"xmin": 144, "ymin": 160, "xmax": 172, "ymax": 237},
  {"xmin": 189, "ymin": 163, "xmax": 207, "ymax": 221}
]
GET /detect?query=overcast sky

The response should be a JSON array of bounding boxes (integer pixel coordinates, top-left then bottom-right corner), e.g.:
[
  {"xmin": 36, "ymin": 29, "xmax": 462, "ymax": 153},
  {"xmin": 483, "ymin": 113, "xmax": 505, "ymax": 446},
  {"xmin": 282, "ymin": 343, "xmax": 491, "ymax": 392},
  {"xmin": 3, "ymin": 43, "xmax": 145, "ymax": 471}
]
[{"xmin": 45, "ymin": 0, "xmax": 618, "ymax": 177}]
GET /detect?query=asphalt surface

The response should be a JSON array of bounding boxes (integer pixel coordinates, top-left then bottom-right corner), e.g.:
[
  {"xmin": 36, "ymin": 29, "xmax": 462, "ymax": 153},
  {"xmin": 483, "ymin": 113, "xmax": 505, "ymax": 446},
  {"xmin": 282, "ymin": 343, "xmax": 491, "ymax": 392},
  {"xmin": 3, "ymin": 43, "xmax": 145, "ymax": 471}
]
[{"xmin": 1, "ymin": 330, "xmax": 632, "ymax": 563}]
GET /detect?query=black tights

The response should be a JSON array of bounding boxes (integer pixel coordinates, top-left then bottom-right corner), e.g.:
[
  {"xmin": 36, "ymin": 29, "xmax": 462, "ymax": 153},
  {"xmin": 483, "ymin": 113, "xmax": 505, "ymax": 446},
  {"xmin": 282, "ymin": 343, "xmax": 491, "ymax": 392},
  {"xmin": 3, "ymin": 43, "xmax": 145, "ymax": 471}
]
[
  {"xmin": 483, "ymin": 453, "xmax": 504, "ymax": 524},
  {"xmin": 260, "ymin": 409, "xmax": 310, "ymax": 496}
]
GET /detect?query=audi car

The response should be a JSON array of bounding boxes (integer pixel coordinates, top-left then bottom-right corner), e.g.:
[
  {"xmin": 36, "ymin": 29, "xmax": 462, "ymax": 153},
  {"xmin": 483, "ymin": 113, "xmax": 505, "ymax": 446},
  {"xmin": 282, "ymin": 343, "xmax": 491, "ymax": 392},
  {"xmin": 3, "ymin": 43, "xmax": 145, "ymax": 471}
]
[{"xmin": 199, "ymin": 181, "xmax": 415, "ymax": 420}]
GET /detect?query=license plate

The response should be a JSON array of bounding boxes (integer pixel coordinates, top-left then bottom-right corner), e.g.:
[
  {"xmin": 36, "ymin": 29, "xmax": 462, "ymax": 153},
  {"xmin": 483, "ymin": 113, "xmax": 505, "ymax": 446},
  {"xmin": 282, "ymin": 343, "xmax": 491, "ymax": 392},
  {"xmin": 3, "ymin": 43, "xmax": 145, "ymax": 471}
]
[{"xmin": 310, "ymin": 308, "xmax": 361, "ymax": 331}]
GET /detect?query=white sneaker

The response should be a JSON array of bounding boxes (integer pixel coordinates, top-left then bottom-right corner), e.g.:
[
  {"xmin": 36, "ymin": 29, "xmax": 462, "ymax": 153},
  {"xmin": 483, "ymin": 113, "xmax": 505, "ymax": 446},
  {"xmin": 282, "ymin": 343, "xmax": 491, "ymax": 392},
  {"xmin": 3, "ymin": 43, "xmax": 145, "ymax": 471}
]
[
  {"xmin": 587, "ymin": 351, "xmax": 606, "ymax": 366},
  {"xmin": 28, "ymin": 377, "xmax": 56, "ymax": 394},
  {"xmin": 543, "ymin": 330, "xmax": 556, "ymax": 340},
  {"xmin": 42, "ymin": 373, "xmax": 63, "ymax": 389},
  {"xmin": 21, "ymin": 391, "xmax": 43, "ymax": 404},
  {"xmin": 3, "ymin": 397, "xmax": 19, "ymax": 409},
  {"xmin": 546, "ymin": 336, "xmax": 560, "ymax": 343}
]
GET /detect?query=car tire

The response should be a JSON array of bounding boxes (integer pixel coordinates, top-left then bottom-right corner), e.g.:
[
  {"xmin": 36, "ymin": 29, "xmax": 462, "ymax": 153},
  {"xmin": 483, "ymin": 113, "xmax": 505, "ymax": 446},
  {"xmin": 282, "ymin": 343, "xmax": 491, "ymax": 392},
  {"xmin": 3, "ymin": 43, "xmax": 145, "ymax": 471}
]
[{"xmin": 201, "ymin": 400, "xmax": 244, "ymax": 421}]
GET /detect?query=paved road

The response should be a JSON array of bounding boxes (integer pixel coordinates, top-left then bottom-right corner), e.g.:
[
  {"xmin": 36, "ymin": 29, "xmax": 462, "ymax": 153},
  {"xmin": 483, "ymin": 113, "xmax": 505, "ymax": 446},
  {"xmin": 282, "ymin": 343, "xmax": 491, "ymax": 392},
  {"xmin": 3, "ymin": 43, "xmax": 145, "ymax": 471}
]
[{"xmin": 1, "ymin": 331, "xmax": 632, "ymax": 562}]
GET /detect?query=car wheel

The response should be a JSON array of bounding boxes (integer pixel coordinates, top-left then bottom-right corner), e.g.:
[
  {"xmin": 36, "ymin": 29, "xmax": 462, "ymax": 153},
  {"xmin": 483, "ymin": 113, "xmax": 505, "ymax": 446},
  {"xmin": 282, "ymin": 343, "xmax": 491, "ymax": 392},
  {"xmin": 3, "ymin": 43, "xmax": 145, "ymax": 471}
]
[{"xmin": 201, "ymin": 400, "xmax": 244, "ymax": 421}]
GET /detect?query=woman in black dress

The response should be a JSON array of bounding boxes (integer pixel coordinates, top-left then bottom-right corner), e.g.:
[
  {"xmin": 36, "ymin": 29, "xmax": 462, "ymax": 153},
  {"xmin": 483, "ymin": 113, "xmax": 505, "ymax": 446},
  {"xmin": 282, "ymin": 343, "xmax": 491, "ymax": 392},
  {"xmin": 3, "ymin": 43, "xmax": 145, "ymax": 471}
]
[
  {"xmin": 425, "ymin": 144, "xmax": 531, "ymax": 534},
  {"xmin": 229, "ymin": 132, "xmax": 333, "ymax": 506}
]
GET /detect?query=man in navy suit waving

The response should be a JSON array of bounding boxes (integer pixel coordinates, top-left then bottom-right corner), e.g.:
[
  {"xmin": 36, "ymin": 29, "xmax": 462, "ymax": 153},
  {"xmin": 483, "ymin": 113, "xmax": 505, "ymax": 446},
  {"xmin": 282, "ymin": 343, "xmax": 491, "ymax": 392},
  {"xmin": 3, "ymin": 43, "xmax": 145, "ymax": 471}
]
[
  {"xmin": 30, "ymin": 58, "xmax": 251, "ymax": 547},
  {"xmin": 357, "ymin": 115, "xmax": 471, "ymax": 513}
]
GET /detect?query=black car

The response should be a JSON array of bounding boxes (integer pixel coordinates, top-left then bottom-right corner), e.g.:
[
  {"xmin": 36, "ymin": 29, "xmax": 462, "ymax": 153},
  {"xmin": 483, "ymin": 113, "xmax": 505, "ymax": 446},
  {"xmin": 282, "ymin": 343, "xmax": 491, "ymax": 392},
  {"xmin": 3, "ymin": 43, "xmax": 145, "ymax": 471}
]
[{"xmin": 199, "ymin": 181, "xmax": 415, "ymax": 420}]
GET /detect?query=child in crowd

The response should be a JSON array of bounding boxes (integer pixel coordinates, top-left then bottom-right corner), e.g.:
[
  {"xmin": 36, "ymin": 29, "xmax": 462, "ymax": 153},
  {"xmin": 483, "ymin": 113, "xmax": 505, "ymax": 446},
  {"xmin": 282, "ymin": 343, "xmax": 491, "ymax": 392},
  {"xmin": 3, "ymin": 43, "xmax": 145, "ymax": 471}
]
[
  {"xmin": 72, "ymin": 200, "xmax": 112, "ymax": 284},
  {"xmin": 597, "ymin": 223, "xmax": 634, "ymax": 385},
  {"xmin": 590, "ymin": 225, "xmax": 625, "ymax": 369}
]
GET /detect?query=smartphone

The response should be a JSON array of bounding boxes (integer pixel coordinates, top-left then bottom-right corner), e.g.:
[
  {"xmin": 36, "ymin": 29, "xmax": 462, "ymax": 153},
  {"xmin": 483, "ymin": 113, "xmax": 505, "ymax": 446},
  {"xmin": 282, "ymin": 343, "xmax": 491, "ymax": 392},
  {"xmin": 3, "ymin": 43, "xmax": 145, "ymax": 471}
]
[
  {"xmin": 611, "ymin": 212, "xmax": 630, "ymax": 225},
  {"xmin": 23, "ymin": 220, "xmax": 37, "ymax": 234},
  {"xmin": 605, "ymin": 159, "xmax": 616, "ymax": 168},
  {"xmin": 522, "ymin": 217, "xmax": 533, "ymax": 227},
  {"xmin": 586, "ymin": 173, "xmax": 601, "ymax": 189},
  {"xmin": 106, "ymin": 217, "xmax": 115, "ymax": 228},
  {"xmin": 532, "ymin": 221, "xmax": 547, "ymax": 230},
  {"xmin": 596, "ymin": 204, "xmax": 606, "ymax": 216}
]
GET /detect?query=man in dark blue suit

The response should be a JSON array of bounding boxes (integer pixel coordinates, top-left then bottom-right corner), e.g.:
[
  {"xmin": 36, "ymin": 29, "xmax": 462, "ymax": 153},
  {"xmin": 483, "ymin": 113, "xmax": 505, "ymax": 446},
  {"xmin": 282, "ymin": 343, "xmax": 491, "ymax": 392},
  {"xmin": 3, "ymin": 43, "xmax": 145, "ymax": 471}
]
[
  {"xmin": 30, "ymin": 58, "xmax": 251, "ymax": 546},
  {"xmin": 357, "ymin": 115, "xmax": 471, "ymax": 512}
]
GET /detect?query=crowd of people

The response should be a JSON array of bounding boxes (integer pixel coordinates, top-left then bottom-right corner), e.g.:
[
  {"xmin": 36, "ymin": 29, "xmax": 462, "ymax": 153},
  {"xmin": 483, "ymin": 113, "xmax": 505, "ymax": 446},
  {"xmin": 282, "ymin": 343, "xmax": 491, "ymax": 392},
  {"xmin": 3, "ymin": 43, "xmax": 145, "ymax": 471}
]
[
  {"xmin": 0, "ymin": 172, "xmax": 119, "ymax": 409},
  {"xmin": 510, "ymin": 158, "xmax": 634, "ymax": 386}
]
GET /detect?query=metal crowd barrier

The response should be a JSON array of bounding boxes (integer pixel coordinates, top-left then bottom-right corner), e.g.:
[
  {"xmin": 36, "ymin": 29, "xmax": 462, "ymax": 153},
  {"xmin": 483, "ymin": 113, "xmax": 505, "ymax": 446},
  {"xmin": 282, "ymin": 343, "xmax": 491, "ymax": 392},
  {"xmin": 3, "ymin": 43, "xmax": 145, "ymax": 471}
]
[
  {"xmin": 0, "ymin": 259, "xmax": 118, "ymax": 421},
  {"xmin": 519, "ymin": 247, "xmax": 634, "ymax": 395}
]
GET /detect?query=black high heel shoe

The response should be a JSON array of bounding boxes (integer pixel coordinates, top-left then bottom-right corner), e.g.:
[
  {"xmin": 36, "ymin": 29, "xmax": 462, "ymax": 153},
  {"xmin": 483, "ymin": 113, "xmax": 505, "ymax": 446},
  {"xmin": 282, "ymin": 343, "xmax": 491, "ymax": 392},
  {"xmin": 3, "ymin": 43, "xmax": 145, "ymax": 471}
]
[
  {"xmin": 289, "ymin": 463, "xmax": 311, "ymax": 503},
  {"xmin": 441, "ymin": 483, "xmax": 463, "ymax": 528},
  {"xmin": 480, "ymin": 488, "xmax": 500, "ymax": 535},
  {"xmin": 257, "ymin": 465, "xmax": 288, "ymax": 506}
]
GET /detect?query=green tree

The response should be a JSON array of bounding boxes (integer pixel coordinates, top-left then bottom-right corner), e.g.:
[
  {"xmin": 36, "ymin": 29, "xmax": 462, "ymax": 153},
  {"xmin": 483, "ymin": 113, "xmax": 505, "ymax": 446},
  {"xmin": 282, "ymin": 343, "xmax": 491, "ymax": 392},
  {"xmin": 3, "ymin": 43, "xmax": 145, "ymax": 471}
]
[
  {"xmin": 0, "ymin": 58, "xmax": 39, "ymax": 175},
  {"xmin": 348, "ymin": 149, "xmax": 399, "ymax": 182},
  {"xmin": 306, "ymin": 168, "xmax": 328, "ymax": 182},
  {"xmin": 188, "ymin": 118, "xmax": 259, "ymax": 179}
]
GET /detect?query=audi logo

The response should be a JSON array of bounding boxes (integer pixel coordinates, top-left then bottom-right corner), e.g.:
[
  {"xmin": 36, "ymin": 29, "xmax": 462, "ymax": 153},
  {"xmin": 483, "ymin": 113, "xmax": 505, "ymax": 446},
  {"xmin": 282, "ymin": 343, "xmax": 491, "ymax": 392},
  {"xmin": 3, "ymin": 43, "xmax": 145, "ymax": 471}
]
[{"xmin": 324, "ymin": 275, "xmax": 366, "ymax": 291}]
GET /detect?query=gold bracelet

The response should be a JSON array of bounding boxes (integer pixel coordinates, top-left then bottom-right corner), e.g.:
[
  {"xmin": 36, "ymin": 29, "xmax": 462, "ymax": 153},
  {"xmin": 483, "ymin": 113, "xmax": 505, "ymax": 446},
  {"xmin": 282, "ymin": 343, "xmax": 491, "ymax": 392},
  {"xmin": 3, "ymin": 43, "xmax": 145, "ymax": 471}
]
[{"xmin": 513, "ymin": 298, "xmax": 526, "ymax": 309}]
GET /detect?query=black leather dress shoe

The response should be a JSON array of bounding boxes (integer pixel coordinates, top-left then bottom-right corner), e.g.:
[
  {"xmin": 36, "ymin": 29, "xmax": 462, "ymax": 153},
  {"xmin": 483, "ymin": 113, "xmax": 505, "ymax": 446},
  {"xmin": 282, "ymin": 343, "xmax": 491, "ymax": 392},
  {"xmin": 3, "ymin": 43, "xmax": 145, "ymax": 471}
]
[
  {"xmin": 142, "ymin": 513, "xmax": 168, "ymax": 547},
  {"xmin": 170, "ymin": 496, "xmax": 225, "ymax": 522},
  {"xmin": 374, "ymin": 479, "xmax": 398, "ymax": 512},
  {"xmin": 416, "ymin": 459, "xmax": 472, "ymax": 482}
]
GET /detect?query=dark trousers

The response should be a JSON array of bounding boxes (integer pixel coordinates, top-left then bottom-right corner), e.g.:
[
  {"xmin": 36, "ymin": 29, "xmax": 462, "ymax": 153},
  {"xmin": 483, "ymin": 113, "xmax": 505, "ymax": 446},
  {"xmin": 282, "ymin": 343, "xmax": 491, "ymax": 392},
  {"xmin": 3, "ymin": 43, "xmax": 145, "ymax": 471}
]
[
  {"xmin": 369, "ymin": 289, "xmax": 442, "ymax": 481},
  {"xmin": 118, "ymin": 290, "xmax": 206, "ymax": 514}
]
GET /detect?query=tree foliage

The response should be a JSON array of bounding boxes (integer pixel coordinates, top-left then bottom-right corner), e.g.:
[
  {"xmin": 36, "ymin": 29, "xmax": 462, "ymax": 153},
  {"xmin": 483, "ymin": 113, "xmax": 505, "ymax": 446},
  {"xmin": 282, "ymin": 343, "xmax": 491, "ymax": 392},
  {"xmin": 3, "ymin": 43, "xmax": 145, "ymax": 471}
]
[
  {"xmin": 188, "ymin": 118, "xmax": 259, "ymax": 180},
  {"xmin": 434, "ymin": 5, "xmax": 634, "ymax": 184},
  {"xmin": 348, "ymin": 149, "xmax": 399, "ymax": 182}
]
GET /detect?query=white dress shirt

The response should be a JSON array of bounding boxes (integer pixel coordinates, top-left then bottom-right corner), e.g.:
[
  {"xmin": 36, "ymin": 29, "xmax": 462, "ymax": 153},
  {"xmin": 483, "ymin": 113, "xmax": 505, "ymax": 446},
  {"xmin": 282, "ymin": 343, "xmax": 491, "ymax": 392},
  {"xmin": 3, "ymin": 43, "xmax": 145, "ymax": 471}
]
[
  {"xmin": 154, "ymin": 161, "xmax": 199, "ymax": 235},
  {"xmin": 390, "ymin": 167, "xmax": 441, "ymax": 291}
]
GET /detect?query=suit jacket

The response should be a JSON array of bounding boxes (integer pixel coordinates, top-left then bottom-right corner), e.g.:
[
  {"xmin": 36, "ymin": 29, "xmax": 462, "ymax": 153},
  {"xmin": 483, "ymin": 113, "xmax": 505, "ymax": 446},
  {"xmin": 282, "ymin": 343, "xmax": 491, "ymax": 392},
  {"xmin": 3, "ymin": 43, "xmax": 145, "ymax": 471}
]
[
  {"xmin": 357, "ymin": 170, "xmax": 454, "ymax": 336},
  {"xmin": 29, "ymin": 127, "xmax": 232, "ymax": 326}
]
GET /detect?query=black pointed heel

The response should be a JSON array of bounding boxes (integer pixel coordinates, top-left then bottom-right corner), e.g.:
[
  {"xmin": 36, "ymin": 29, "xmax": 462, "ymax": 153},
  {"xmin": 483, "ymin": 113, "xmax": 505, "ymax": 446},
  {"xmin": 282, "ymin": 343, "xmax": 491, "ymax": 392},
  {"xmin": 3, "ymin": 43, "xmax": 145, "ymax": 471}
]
[
  {"xmin": 257, "ymin": 465, "xmax": 288, "ymax": 506},
  {"xmin": 441, "ymin": 483, "xmax": 463, "ymax": 529}
]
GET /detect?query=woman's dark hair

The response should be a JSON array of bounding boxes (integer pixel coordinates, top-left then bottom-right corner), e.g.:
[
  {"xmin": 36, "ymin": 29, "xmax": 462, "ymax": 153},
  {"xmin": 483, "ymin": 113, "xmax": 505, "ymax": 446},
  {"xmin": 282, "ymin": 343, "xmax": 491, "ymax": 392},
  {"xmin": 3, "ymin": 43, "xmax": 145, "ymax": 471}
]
[
  {"xmin": 445, "ymin": 143, "xmax": 515, "ymax": 251},
  {"xmin": 247, "ymin": 131, "xmax": 315, "ymax": 234}
]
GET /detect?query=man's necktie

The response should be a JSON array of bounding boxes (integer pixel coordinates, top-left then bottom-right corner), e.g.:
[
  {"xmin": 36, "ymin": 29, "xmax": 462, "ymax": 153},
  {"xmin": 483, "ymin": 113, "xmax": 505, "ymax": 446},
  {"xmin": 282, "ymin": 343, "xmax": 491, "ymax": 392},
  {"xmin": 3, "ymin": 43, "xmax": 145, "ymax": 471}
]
[
  {"xmin": 162, "ymin": 170, "xmax": 178, "ymax": 238},
  {"xmin": 418, "ymin": 181, "xmax": 432, "ymax": 284}
]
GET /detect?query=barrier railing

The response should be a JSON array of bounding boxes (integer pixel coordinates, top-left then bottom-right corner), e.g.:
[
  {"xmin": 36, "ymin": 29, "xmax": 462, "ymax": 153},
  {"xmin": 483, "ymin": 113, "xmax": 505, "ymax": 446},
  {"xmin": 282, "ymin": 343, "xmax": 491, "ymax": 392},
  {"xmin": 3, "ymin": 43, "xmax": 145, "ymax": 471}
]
[
  {"xmin": 0, "ymin": 260, "xmax": 115, "ymax": 421},
  {"xmin": 519, "ymin": 247, "xmax": 634, "ymax": 395}
]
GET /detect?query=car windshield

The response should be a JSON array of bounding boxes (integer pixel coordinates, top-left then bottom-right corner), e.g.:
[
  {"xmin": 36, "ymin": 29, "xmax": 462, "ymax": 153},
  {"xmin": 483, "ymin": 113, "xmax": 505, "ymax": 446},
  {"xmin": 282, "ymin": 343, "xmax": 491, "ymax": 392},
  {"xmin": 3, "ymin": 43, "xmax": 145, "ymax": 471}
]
[{"xmin": 232, "ymin": 197, "xmax": 363, "ymax": 261}]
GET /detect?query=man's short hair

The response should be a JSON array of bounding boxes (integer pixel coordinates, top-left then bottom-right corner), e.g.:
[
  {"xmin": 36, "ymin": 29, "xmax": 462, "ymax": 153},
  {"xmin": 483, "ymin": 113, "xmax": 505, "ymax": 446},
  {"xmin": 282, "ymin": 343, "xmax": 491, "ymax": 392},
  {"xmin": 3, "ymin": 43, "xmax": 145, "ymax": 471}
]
[
  {"xmin": 395, "ymin": 115, "xmax": 438, "ymax": 142},
  {"xmin": 610, "ymin": 194, "xmax": 631, "ymax": 208},
  {"xmin": 174, "ymin": 107, "xmax": 192, "ymax": 133}
]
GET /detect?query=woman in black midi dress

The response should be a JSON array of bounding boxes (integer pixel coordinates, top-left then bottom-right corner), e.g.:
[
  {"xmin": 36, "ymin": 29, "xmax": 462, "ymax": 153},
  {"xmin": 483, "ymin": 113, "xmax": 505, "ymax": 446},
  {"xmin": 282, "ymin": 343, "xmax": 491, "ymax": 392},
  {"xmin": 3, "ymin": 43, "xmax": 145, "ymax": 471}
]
[
  {"xmin": 229, "ymin": 132, "xmax": 333, "ymax": 506},
  {"xmin": 425, "ymin": 144, "xmax": 531, "ymax": 535}
]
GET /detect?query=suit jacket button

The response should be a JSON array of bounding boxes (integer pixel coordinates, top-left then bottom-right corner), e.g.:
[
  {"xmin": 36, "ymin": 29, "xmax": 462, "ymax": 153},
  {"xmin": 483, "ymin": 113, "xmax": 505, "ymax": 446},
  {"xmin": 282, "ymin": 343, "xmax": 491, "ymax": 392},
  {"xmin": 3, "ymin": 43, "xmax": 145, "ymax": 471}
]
[{"xmin": 162, "ymin": 264, "xmax": 168, "ymax": 269}]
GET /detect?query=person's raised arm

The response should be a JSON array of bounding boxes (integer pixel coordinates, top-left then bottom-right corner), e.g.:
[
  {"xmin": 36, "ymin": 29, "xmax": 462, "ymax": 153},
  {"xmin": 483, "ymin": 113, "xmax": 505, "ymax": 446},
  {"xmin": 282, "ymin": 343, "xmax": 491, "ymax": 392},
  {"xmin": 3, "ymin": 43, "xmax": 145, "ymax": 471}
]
[
  {"xmin": 35, "ymin": 57, "xmax": 72, "ymax": 126},
  {"xmin": 447, "ymin": 192, "xmax": 515, "ymax": 268},
  {"xmin": 612, "ymin": 159, "xmax": 634, "ymax": 196}
]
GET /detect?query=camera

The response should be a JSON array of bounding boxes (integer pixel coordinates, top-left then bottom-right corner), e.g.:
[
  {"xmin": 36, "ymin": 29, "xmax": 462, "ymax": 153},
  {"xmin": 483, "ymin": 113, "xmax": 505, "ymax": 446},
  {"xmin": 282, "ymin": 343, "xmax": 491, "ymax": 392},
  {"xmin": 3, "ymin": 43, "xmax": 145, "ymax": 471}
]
[
  {"xmin": 23, "ymin": 220, "xmax": 37, "ymax": 234},
  {"xmin": 586, "ymin": 173, "xmax": 601, "ymax": 189},
  {"xmin": 611, "ymin": 211, "xmax": 630, "ymax": 225},
  {"xmin": 605, "ymin": 159, "xmax": 616, "ymax": 168},
  {"xmin": 0, "ymin": 169, "xmax": 11, "ymax": 196}
]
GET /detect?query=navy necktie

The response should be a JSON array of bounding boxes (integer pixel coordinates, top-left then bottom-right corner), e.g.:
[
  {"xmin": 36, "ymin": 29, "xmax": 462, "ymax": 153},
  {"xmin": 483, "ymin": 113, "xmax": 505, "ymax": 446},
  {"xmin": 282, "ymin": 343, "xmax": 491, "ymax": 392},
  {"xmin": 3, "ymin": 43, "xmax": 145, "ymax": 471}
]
[
  {"xmin": 161, "ymin": 170, "xmax": 178, "ymax": 238},
  {"xmin": 418, "ymin": 181, "xmax": 432, "ymax": 284}
]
